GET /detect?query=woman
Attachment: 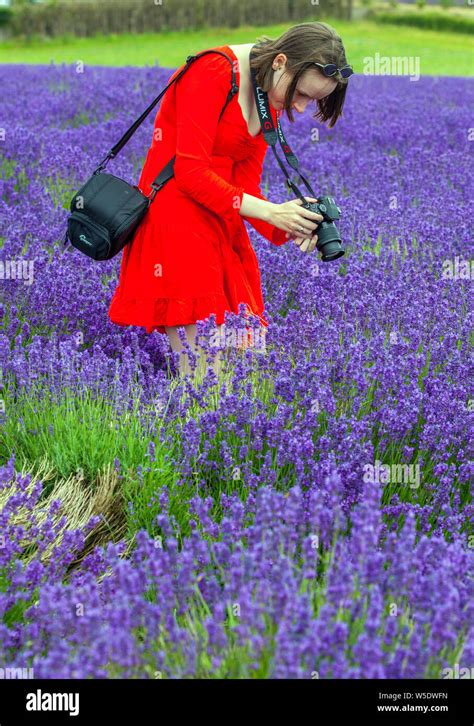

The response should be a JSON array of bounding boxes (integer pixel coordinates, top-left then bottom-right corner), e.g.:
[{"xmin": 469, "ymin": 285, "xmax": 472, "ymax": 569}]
[{"xmin": 108, "ymin": 21, "xmax": 352, "ymax": 378}]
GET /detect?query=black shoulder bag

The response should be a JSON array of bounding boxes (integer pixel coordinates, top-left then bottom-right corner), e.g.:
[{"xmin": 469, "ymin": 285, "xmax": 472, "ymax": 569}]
[{"xmin": 63, "ymin": 50, "xmax": 239, "ymax": 262}]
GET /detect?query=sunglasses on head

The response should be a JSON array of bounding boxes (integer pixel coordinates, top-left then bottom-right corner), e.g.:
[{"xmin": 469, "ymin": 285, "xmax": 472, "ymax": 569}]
[{"xmin": 312, "ymin": 62, "xmax": 354, "ymax": 79}]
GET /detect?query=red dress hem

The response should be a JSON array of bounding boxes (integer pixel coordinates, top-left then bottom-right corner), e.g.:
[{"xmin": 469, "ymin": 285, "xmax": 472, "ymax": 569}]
[{"xmin": 108, "ymin": 293, "xmax": 269, "ymax": 335}]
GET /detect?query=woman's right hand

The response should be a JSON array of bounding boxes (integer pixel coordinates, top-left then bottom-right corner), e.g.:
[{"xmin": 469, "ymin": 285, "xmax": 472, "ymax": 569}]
[{"xmin": 267, "ymin": 197, "xmax": 324, "ymax": 238}]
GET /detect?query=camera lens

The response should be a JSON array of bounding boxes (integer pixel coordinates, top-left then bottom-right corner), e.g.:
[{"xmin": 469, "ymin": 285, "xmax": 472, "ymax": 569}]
[
  {"xmin": 316, "ymin": 222, "xmax": 345, "ymax": 261},
  {"xmin": 321, "ymin": 241, "xmax": 345, "ymax": 261}
]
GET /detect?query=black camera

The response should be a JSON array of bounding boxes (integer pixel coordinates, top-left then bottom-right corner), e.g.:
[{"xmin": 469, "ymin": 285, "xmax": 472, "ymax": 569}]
[{"xmin": 300, "ymin": 195, "xmax": 345, "ymax": 261}]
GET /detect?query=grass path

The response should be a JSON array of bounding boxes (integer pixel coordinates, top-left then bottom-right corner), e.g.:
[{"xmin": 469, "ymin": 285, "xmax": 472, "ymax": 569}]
[{"xmin": 0, "ymin": 17, "xmax": 473, "ymax": 75}]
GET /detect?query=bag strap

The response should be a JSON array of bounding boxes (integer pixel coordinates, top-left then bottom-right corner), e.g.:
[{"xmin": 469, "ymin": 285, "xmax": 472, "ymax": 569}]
[
  {"xmin": 147, "ymin": 52, "xmax": 239, "ymax": 200},
  {"xmin": 94, "ymin": 49, "xmax": 238, "ymax": 178}
]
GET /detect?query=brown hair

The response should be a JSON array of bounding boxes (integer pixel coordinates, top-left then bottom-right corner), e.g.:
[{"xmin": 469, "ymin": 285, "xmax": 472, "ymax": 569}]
[{"xmin": 249, "ymin": 21, "xmax": 350, "ymax": 128}]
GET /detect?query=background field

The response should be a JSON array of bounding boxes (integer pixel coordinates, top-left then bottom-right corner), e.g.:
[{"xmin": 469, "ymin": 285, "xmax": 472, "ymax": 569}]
[{"xmin": 0, "ymin": 18, "xmax": 473, "ymax": 76}]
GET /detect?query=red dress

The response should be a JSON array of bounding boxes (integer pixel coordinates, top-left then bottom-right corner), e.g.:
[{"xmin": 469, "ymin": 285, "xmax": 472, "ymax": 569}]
[{"xmin": 108, "ymin": 44, "xmax": 289, "ymax": 336}]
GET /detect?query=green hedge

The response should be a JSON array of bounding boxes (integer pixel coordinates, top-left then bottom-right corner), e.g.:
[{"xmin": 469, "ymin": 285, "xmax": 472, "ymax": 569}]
[
  {"xmin": 0, "ymin": 7, "xmax": 13, "ymax": 28},
  {"xmin": 6, "ymin": 0, "xmax": 352, "ymax": 38},
  {"xmin": 369, "ymin": 9, "xmax": 474, "ymax": 35}
]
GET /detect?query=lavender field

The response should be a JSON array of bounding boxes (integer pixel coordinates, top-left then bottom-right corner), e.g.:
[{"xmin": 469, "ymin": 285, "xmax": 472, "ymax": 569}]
[{"xmin": 0, "ymin": 64, "xmax": 472, "ymax": 678}]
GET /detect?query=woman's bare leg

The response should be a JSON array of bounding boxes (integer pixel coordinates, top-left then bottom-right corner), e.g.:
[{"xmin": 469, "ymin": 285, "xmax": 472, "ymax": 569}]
[{"xmin": 165, "ymin": 324, "xmax": 224, "ymax": 380}]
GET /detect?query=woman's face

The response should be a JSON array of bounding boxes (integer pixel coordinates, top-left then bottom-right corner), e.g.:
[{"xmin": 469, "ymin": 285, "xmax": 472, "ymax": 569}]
[{"xmin": 267, "ymin": 52, "xmax": 339, "ymax": 113}]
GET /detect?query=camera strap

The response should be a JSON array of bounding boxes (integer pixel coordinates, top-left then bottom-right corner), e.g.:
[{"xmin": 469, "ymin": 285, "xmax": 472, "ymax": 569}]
[{"xmin": 249, "ymin": 46, "xmax": 317, "ymax": 203}]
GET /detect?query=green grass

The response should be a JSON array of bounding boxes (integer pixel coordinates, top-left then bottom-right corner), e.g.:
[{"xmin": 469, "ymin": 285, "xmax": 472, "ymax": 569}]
[
  {"xmin": 0, "ymin": 18, "xmax": 473, "ymax": 76},
  {"xmin": 0, "ymin": 374, "xmax": 176, "ymax": 488}
]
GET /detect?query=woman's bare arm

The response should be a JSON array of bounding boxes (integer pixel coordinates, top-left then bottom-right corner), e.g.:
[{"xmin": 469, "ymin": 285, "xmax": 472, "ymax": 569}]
[
  {"xmin": 239, "ymin": 193, "xmax": 323, "ymax": 236},
  {"xmin": 238, "ymin": 193, "xmax": 274, "ymax": 223}
]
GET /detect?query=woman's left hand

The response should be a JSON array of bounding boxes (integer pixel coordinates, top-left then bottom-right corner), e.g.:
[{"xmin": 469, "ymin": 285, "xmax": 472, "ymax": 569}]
[{"xmin": 292, "ymin": 234, "xmax": 318, "ymax": 253}]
